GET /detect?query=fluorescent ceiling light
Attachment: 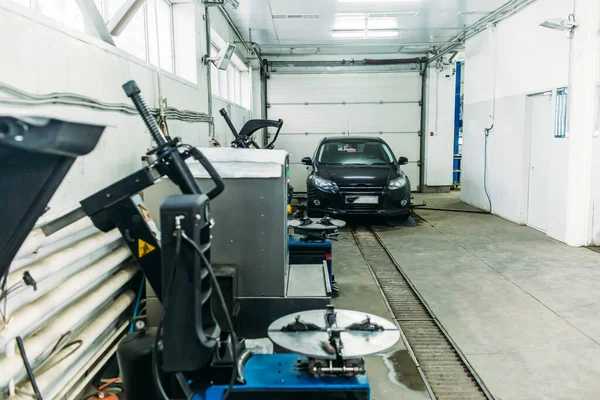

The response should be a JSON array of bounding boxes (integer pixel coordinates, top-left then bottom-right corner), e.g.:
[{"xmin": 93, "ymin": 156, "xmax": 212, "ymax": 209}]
[
  {"xmin": 272, "ymin": 14, "xmax": 320, "ymax": 19},
  {"xmin": 368, "ymin": 12, "xmax": 419, "ymax": 18},
  {"xmin": 339, "ymin": 0, "xmax": 417, "ymax": 2},
  {"xmin": 368, "ymin": 17, "xmax": 397, "ymax": 30},
  {"xmin": 332, "ymin": 31, "xmax": 366, "ymax": 38},
  {"xmin": 367, "ymin": 30, "xmax": 399, "ymax": 38},
  {"xmin": 334, "ymin": 15, "xmax": 366, "ymax": 30}
]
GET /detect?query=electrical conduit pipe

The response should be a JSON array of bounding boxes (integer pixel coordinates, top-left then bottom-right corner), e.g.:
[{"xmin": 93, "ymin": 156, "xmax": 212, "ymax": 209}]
[
  {"xmin": 0, "ymin": 265, "xmax": 138, "ymax": 388},
  {"xmin": 0, "ymin": 247, "xmax": 131, "ymax": 348}
]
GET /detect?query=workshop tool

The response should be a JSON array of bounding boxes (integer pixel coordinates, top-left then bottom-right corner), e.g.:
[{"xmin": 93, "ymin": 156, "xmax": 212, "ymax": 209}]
[
  {"xmin": 0, "ymin": 116, "xmax": 105, "ymax": 279},
  {"xmin": 219, "ymin": 108, "xmax": 283, "ymax": 149},
  {"xmin": 1, "ymin": 81, "xmax": 399, "ymax": 400}
]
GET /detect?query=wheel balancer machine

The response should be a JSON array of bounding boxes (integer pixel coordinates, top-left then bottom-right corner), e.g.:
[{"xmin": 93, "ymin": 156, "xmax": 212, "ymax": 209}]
[{"xmin": 0, "ymin": 82, "xmax": 400, "ymax": 400}]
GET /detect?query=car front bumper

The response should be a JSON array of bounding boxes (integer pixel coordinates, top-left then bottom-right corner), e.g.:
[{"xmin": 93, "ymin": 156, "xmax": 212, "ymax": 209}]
[{"xmin": 307, "ymin": 184, "xmax": 411, "ymax": 217}]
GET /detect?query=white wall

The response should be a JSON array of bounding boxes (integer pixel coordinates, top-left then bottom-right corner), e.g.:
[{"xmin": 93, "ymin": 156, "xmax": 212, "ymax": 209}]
[
  {"xmin": 461, "ymin": 0, "xmax": 573, "ymax": 237},
  {"xmin": 0, "ymin": 2, "xmax": 211, "ymax": 221},
  {"xmin": 425, "ymin": 65, "xmax": 456, "ymax": 187}
]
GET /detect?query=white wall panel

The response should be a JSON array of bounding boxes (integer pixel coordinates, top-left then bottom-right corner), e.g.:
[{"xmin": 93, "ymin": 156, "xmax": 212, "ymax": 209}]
[
  {"xmin": 269, "ymin": 104, "xmax": 421, "ymax": 134},
  {"xmin": 269, "ymin": 72, "xmax": 421, "ymax": 103},
  {"xmin": 268, "ymin": 71, "xmax": 422, "ymax": 191},
  {"xmin": 461, "ymin": 0, "xmax": 574, "ymax": 241}
]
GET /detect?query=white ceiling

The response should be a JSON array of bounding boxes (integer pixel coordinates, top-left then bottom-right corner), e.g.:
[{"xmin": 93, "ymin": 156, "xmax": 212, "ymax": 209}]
[{"xmin": 226, "ymin": 0, "xmax": 510, "ymax": 55}]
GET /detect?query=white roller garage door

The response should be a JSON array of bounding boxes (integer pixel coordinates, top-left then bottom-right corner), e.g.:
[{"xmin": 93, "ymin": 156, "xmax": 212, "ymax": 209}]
[{"xmin": 268, "ymin": 72, "xmax": 422, "ymax": 192}]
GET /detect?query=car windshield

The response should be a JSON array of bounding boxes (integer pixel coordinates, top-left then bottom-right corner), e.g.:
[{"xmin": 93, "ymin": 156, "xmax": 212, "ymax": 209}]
[{"xmin": 317, "ymin": 140, "xmax": 394, "ymax": 165}]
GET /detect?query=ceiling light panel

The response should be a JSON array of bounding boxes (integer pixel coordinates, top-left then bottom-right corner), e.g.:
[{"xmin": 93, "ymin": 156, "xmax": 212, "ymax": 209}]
[
  {"xmin": 334, "ymin": 15, "xmax": 366, "ymax": 30},
  {"xmin": 367, "ymin": 17, "xmax": 397, "ymax": 30},
  {"xmin": 332, "ymin": 31, "xmax": 366, "ymax": 38},
  {"xmin": 367, "ymin": 30, "xmax": 399, "ymax": 38},
  {"xmin": 368, "ymin": 12, "xmax": 419, "ymax": 18},
  {"xmin": 272, "ymin": 14, "xmax": 320, "ymax": 19},
  {"xmin": 339, "ymin": 0, "xmax": 419, "ymax": 2}
]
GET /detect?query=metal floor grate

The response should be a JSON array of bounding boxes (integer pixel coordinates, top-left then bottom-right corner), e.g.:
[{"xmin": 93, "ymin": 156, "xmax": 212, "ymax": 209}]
[{"xmin": 352, "ymin": 226, "xmax": 492, "ymax": 400}]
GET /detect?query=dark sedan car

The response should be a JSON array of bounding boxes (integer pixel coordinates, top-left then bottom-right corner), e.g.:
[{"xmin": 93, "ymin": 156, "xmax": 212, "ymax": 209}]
[{"xmin": 302, "ymin": 136, "xmax": 411, "ymax": 218}]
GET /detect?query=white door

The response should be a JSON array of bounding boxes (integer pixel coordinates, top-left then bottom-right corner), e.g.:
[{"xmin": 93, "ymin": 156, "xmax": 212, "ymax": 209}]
[
  {"xmin": 268, "ymin": 72, "xmax": 422, "ymax": 192},
  {"xmin": 527, "ymin": 93, "xmax": 554, "ymax": 232}
]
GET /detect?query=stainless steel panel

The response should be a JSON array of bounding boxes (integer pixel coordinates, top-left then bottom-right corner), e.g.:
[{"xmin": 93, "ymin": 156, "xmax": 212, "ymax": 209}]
[
  {"xmin": 287, "ymin": 263, "xmax": 327, "ymax": 297},
  {"xmin": 143, "ymin": 173, "xmax": 288, "ymax": 297}
]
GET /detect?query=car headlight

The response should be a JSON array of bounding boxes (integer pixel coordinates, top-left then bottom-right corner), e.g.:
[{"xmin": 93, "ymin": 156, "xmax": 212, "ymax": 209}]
[
  {"xmin": 311, "ymin": 175, "xmax": 337, "ymax": 191},
  {"xmin": 388, "ymin": 176, "xmax": 407, "ymax": 190}
]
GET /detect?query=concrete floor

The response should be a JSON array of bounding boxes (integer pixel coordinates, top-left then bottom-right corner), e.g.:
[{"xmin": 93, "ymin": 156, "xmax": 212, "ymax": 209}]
[
  {"xmin": 371, "ymin": 192, "xmax": 600, "ymax": 400},
  {"xmin": 332, "ymin": 230, "xmax": 430, "ymax": 400}
]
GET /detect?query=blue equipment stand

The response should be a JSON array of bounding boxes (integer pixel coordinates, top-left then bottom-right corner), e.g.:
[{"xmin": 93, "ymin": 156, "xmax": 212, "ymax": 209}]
[{"xmin": 196, "ymin": 354, "xmax": 370, "ymax": 400}]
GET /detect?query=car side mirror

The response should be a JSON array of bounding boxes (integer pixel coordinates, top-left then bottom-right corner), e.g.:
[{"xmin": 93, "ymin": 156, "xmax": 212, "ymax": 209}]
[
  {"xmin": 302, "ymin": 157, "xmax": 313, "ymax": 166},
  {"xmin": 399, "ymin": 157, "xmax": 408, "ymax": 165}
]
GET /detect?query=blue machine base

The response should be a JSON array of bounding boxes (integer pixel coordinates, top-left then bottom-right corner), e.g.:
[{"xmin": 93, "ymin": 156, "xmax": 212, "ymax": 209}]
[{"xmin": 194, "ymin": 354, "xmax": 370, "ymax": 400}]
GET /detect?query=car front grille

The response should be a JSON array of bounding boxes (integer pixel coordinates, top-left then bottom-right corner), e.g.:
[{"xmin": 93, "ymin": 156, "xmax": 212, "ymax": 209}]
[
  {"xmin": 344, "ymin": 203, "xmax": 379, "ymax": 214},
  {"xmin": 339, "ymin": 186, "xmax": 384, "ymax": 196}
]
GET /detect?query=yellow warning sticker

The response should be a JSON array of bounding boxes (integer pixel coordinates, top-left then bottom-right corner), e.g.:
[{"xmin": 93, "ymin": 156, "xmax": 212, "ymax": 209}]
[{"xmin": 138, "ymin": 238, "xmax": 156, "ymax": 258}]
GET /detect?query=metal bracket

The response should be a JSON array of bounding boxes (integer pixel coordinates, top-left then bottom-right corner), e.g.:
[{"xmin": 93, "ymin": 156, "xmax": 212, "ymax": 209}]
[
  {"xmin": 106, "ymin": 0, "xmax": 145, "ymax": 36},
  {"xmin": 75, "ymin": 0, "xmax": 115, "ymax": 45}
]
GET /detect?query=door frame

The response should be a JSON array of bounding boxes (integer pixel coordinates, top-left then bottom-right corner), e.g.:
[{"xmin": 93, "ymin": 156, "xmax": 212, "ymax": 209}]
[{"xmin": 524, "ymin": 90, "xmax": 554, "ymax": 231}]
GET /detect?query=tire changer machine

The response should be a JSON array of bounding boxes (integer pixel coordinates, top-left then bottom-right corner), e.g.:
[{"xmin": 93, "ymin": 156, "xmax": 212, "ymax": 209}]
[
  {"xmin": 0, "ymin": 81, "xmax": 400, "ymax": 399},
  {"xmin": 217, "ymin": 110, "xmax": 343, "ymax": 296}
]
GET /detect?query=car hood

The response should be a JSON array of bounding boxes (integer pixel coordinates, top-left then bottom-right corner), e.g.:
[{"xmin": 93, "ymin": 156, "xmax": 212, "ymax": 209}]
[{"xmin": 316, "ymin": 165, "xmax": 398, "ymax": 188}]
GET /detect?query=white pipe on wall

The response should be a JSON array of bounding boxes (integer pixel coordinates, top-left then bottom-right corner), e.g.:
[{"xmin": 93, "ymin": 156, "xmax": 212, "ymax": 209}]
[
  {"xmin": 0, "ymin": 266, "xmax": 138, "ymax": 388},
  {"xmin": 6, "ymin": 230, "xmax": 122, "ymax": 289},
  {"xmin": 10, "ymin": 226, "xmax": 99, "ymax": 273},
  {"xmin": 0, "ymin": 247, "xmax": 131, "ymax": 348},
  {"xmin": 61, "ymin": 323, "xmax": 127, "ymax": 400},
  {"xmin": 5, "ymin": 241, "xmax": 123, "ymax": 316},
  {"xmin": 16, "ymin": 293, "xmax": 134, "ymax": 397},
  {"xmin": 14, "ymin": 218, "xmax": 95, "ymax": 260}
]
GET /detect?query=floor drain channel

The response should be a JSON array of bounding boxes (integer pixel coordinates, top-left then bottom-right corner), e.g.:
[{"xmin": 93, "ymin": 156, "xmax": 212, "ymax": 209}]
[{"xmin": 352, "ymin": 226, "xmax": 492, "ymax": 400}]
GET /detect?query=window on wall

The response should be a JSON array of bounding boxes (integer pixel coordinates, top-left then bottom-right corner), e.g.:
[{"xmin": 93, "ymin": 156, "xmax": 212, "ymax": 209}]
[
  {"xmin": 147, "ymin": 0, "xmax": 174, "ymax": 73},
  {"xmin": 37, "ymin": 0, "xmax": 86, "ymax": 32},
  {"xmin": 15, "ymin": 0, "xmax": 190, "ymax": 80}
]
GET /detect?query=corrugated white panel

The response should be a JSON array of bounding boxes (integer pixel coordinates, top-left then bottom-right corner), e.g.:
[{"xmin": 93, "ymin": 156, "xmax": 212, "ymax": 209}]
[
  {"xmin": 269, "ymin": 104, "xmax": 421, "ymax": 133},
  {"xmin": 269, "ymin": 73, "xmax": 422, "ymax": 103},
  {"xmin": 0, "ymin": 213, "xmax": 134, "ymax": 397},
  {"xmin": 268, "ymin": 72, "xmax": 422, "ymax": 191}
]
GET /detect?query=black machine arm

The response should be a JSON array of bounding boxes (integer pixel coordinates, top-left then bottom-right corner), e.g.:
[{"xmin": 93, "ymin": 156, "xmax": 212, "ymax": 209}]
[
  {"xmin": 0, "ymin": 117, "xmax": 105, "ymax": 278},
  {"xmin": 219, "ymin": 108, "xmax": 283, "ymax": 149},
  {"xmin": 80, "ymin": 81, "xmax": 224, "ymax": 298}
]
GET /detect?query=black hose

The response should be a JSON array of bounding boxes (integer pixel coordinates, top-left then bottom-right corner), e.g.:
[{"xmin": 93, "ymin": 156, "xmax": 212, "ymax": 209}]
[
  {"xmin": 153, "ymin": 230, "xmax": 183, "ymax": 400},
  {"xmin": 16, "ymin": 336, "xmax": 43, "ymax": 400},
  {"xmin": 413, "ymin": 207, "xmax": 490, "ymax": 215},
  {"xmin": 188, "ymin": 147, "xmax": 225, "ymax": 200},
  {"xmin": 181, "ymin": 232, "xmax": 239, "ymax": 400}
]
